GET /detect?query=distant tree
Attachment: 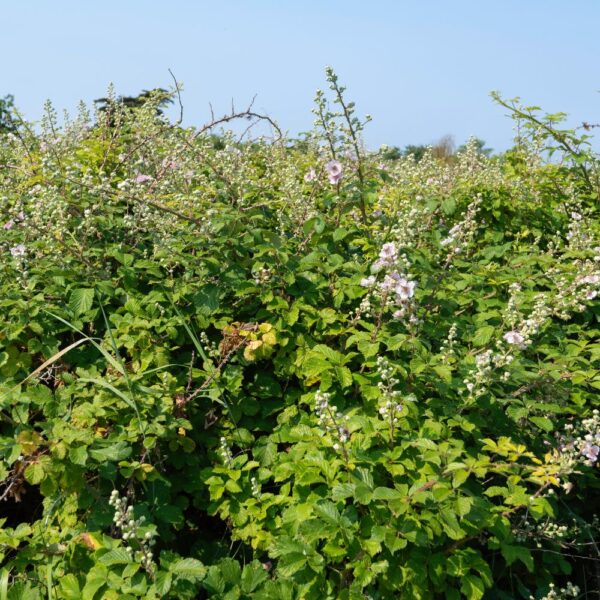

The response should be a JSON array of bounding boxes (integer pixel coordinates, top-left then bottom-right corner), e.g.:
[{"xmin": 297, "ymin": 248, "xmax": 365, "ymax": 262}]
[
  {"xmin": 402, "ymin": 144, "xmax": 428, "ymax": 161},
  {"xmin": 431, "ymin": 134, "xmax": 455, "ymax": 161},
  {"xmin": 457, "ymin": 137, "xmax": 493, "ymax": 157},
  {"xmin": 0, "ymin": 94, "xmax": 17, "ymax": 133},
  {"xmin": 380, "ymin": 145, "xmax": 403, "ymax": 160},
  {"xmin": 402, "ymin": 136, "xmax": 455, "ymax": 162},
  {"xmin": 94, "ymin": 88, "xmax": 173, "ymax": 126}
]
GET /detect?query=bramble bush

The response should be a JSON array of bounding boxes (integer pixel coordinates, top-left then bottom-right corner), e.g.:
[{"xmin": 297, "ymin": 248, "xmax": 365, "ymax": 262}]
[{"xmin": 0, "ymin": 69, "xmax": 599, "ymax": 599}]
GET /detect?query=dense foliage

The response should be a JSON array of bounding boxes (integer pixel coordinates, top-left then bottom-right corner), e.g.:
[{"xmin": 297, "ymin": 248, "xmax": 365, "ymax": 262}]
[{"xmin": 1, "ymin": 71, "xmax": 599, "ymax": 599}]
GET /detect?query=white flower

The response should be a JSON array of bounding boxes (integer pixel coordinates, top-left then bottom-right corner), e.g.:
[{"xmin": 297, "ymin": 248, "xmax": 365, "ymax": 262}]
[
  {"xmin": 587, "ymin": 290, "xmax": 598, "ymax": 300},
  {"xmin": 379, "ymin": 242, "xmax": 398, "ymax": 262},
  {"xmin": 304, "ymin": 168, "xmax": 317, "ymax": 182},
  {"xmin": 395, "ymin": 278, "xmax": 416, "ymax": 300},
  {"xmin": 370, "ymin": 259, "xmax": 385, "ymax": 273},
  {"xmin": 503, "ymin": 330, "xmax": 524, "ymax": 345},
  {"xmin": 10, "ymin": 244, "xmax": 26, "ymax": 257},
  {"xmin": 581, "ymin": 442, "xmax": 599, "ymax": 463},
  {"xmin": 360, "ymin": 275, "xmax": 376, "ymax": 287},
  {"xmin": 380, "ymin": 274, "xmax": 397, "ymax": 292}
]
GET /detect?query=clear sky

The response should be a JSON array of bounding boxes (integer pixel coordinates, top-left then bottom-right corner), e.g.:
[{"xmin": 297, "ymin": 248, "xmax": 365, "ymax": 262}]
[{"xmin": 3, "ymin": 1, "xmax": 599, "ymax": 152}]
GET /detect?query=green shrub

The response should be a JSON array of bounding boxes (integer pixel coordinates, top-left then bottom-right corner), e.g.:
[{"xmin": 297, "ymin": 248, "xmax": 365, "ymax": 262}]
[{"xmin": 0, "ymin": 71, "xmax": 598, "ymax": 599}]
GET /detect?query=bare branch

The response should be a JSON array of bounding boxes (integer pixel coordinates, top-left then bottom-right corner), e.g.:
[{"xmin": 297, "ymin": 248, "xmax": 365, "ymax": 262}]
[{"xmin": 168, "ymin": 68, "xmax": 184, "ymax": 125}]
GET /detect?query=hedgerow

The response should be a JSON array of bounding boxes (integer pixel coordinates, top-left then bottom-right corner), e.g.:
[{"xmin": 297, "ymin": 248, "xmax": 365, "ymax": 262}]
[{"xmin": 0, "ymin": 70, "xmax": 599, "ymax": 599}]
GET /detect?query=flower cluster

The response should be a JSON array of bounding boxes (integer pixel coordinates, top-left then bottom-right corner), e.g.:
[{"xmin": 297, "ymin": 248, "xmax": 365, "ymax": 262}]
[
  {"xmin": 314, "ymin": 390, "xmax": 351, "ymax": 453},
  {"xmin": 513, "ymin": 515, "xmax": 587, "ymax": 546},
  {"xmin": 565, "ymin": 411, "xmax": 600, "ymax": 466},
  {"xmin": 303, "ymin": 160, "xmax": 344, "ymax": 185},
  {"xmin": 376, "ymin": 357, "xmax": 405, "ymax": 440},
  {"xmin": 564, "ymin": 208, "xmax": 595, "ymax": 251},
  {"xmin": 463, "ymin": 350, "xmax": 494, "ymax": 396},
  {"xmin": 109, "ymin": 490, "xmax": 155, "ymax": 572},
  {"xmin": 464, "ymin": 286, "xmax": 561, "ymax": 397},
  {"xmin": 9, "ymin": 244, "xmax": 26, "ymax": 257},
  {"xmin": 439, "ymin": 323, "xmax": 458, "ymax": 363},
  {"xmin": 253, "ymin": 266, "xmax": 272, "ymax": 285},
  {"xmin": 546, "ymin": 411, "xmax": 600, "ymax": 478},
  {"xmin": 3, "ymin": 210, "xmax": 25, "ymax": 231},
  {"xmin": 250, "ymin": 476, "xmax": 261, "ymax": 498},
  {"xmin": 359, "ymin": 242, "xmax": 417, "ymax": 322},
  {"xmin": 440, "ymin": 194, "xmax": 482, "ymax": 258},
  {"xmin": 199, "ymin": 331, "xmax": 220, "ymax": 360},
  {"xmin": 219, "ymin": 436, "xmax": 233, "ymax": 467},
  {"xmin": 529, "ymin": 582, "xmax": 580, "ymax": 600}
]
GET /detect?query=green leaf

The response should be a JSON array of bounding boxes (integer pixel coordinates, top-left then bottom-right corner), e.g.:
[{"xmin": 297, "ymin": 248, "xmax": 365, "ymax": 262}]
[
  {"xmin": 99, "ymin": 548, "xmax": 132, "ymax": 566},
  {"xmin": 529, "ymin": 416, "xmax": 553, "ymax": 432},
  {"xmin": 169, "ymin": 558, "xmax": 206, "ymax": 581},
  {"xmin": 434, "ymin": 364, "xmax": 452, "ymax": 383},
  {"xmin": 82, "ymin": 566, "xmax": 108, "ymax": 600},
  {"xmin": 500, "ymin": 544, "xmax": 534, "ymax": 572},
  {"xmin": 155, "ymin": 572, "xmax": 172, "ymax": 596},
  {"xmin": 472, "ymin": 326, "xmax": 495, "ymax": 347},
  {"xmin": 372, "ymin": 487, "xmax": 403, "ymax": 501},
  {"xmin": 69, "ymin": 288, "xmax": 95, "ymax": 315},
  {"xmin": 461, "ymin": 574, "xmax": 485, "ymax": 600},
  {"xmin": 331, "ymin": 483, "xmax": 355, "ymax": 501},
  {"xmin": 89, "ymin": 441, "xmax": 132, "ymax": 462},
  {"xmin": 58, "ymin": 574, "xmax": 81, "ymax": 600},
  {"xmin": 240, "ymin": 562, "xmax": 268, "ymax": 594},
  {"xmin": 24, "ymin": 460, "xmax": 47, "ymax": 485},
  {"xmin": 455, "ymin": 496, "xmax": 473, "ymax": 517}
]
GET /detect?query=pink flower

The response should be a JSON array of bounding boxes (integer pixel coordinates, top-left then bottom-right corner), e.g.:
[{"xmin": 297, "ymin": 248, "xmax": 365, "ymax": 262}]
[
  {"xmin": 503, "ymin": 331, "xmax": 524, "ymax": 346},
  {"xmin": 380, "ymin": 274, "xmax": 397, "ymax": 292},
  {"xmin": 10, "ymin": 244, "xmax": 26, "ymax": 257},
  {"xmin": 4, "ymin": 220, "xmax": 15, "ymax": 230},
  {"xmin": 582, "ymin": 442, "xmax": 599, "ymax": 463},
  {"xmin": 395, "ymin": 278, "xmax": 416, "ymax": 300},
  {"xmin": 135, "ymin": 174, "xmax": 153, "ymax": 183},
  {"xmin": 379, "ymin": 242, "xmax": 398, "ymax": 264},
  {"xmin": 581, "ymin": 274, "xmax": 600, "ymax": 284},
  {"xmin": 161, "ymin": 158, "xmax": 179, "ymax": 170},
  {"xmin": 325, "ymin": 160, "xmax": 343, "ymax": 184},
  {"xmin": 304, "ymin": 168, "xmax": 317, "ymax": 182}
]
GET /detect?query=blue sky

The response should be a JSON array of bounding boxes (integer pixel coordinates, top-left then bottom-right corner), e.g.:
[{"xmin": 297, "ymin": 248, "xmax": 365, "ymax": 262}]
[{"xmin": 3, "ymin": 1, "xmax": 599, "ymax": 151}]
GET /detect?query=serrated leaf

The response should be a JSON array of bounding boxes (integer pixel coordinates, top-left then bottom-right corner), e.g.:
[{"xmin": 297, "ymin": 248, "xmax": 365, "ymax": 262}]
[
  {"xmin": 58, "ymin": 574, "xmax": 81, "ymax": 600},
  {"xmin": 472, "ymin": 326, "xmax": 495, "ymax": 347},
  {"xmin": 372, "ymin": 487, "xmax": 403, "ymax": 501},
  {"xmin": 155, "ymin": 572, "xmax": 172, "ymax": 595},
  {"xmin": 240, "ymin": 562, "xmax": 268, "ymax": 594},
  {"xmin": 99, "ymin": 548, "xmax": 132, "ymax": 566},
  {"xmin": 169, "ymin": 558, "xmax": 206, "ymax": 581},
  {"xmin": 24, "ymin": 460, "xmax": 47, "ymax": 485},
  {"xmin": 529, "ymin": 416, "xmax": 553, "ymax": 432},
  {"xmin": 69, "ymin": 288, "xmax": 95, "ymax": 316}
]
